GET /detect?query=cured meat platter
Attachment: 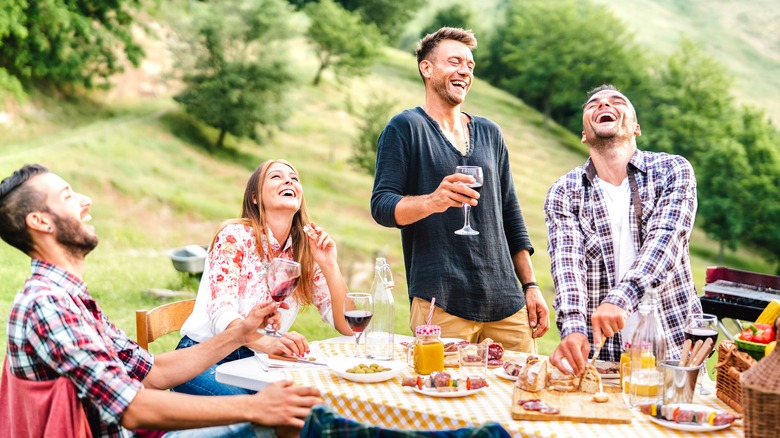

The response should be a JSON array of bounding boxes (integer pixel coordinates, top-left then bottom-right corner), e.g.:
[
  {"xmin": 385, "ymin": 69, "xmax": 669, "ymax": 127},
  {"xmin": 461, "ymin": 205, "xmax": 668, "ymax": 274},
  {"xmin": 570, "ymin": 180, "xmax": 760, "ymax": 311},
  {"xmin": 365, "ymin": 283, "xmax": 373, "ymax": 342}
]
[{"xmin": 511, "ymin": 385, "xmax": 631, "ymax": 424}]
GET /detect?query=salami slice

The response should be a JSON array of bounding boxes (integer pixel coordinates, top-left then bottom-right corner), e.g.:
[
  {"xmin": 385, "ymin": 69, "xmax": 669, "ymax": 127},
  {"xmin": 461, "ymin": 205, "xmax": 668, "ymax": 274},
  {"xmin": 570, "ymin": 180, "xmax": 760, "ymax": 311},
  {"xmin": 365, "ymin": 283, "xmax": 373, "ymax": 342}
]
[{"xmin": 539, "ymin": 406, "xmax": 560, "ymax": 415}]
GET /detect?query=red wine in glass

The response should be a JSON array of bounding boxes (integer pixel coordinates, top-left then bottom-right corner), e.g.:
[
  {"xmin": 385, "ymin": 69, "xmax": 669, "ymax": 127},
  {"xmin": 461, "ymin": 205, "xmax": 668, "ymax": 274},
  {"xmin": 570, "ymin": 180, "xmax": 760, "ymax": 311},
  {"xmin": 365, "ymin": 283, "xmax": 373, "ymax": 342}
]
[
  {"xmin": 684, "ymin": 328, "xmax": 719, "ymax": 357},
  {"xmin": 344, "ymin": 310, "xmax": 373, "ymax": 333},
  {"xmin": 263, "ymin": 258, "xmax": 301, "ymax": 337},
  {"xmin": 270, "ymin": 277, "xmax": 300, "ymax": 302}
]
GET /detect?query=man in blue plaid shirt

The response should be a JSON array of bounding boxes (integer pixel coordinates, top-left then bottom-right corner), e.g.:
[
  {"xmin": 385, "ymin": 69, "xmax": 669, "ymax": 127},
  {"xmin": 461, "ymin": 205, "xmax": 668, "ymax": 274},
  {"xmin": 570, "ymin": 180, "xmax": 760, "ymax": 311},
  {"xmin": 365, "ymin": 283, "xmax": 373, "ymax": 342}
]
[{"xmin": 545, "ymin": 85, "xmax": 700, "ymax": 377}]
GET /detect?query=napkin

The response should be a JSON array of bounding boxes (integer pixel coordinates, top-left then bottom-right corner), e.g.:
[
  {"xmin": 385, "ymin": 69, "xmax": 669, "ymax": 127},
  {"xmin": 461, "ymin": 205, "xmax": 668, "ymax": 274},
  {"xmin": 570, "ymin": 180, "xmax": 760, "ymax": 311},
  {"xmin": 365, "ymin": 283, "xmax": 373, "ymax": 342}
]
[{"xmin": 255, "ymin": 353, "xmax": 327, "ymax": 370}]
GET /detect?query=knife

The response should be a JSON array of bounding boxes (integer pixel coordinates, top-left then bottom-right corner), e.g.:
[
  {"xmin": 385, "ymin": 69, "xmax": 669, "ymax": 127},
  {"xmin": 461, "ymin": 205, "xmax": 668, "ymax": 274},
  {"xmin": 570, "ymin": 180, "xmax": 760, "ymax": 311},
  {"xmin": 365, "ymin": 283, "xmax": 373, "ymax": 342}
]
[{"xmin": 268, "ymin": 354, "xmax": 328, "ymax": 367}]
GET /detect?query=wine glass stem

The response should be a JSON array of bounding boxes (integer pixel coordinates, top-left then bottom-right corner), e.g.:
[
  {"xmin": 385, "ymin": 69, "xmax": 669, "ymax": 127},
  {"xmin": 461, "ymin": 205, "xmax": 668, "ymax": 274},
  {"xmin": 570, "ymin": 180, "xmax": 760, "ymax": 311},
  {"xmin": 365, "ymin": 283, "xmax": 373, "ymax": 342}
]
[
  {"xmin": 354, "ymin": 333, "xmax": 362, "ymax": 357},
  {"xmin": 462, "ymin": 204, "xmax": 472, "ymax": 229}
]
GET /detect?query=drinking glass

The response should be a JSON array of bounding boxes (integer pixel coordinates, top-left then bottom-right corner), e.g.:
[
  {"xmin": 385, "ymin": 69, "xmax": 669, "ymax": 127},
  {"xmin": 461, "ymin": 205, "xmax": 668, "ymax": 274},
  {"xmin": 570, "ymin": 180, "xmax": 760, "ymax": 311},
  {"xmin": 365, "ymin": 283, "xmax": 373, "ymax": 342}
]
[
  {"xmin": 454, "ymin": 166, "xmax": 484, "ymax": 236},
  {"xmin": 683, "ymin": 313, "xmax": 718, "ymax": 395},
  {"xmin": 344, "ymin": 292, "xmax": 373, "ymax": 357},
  {"xmin": 263, "ymin": 258, "xmax": 301, "ymax": 337}
]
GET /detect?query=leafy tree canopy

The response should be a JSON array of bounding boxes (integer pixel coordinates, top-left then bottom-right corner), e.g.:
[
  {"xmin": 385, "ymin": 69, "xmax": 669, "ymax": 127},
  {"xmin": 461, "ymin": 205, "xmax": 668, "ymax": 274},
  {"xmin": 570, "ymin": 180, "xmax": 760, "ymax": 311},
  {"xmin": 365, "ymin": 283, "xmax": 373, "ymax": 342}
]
[
  {"xmin": 305, "ymin": 0, "xmax": 384, "ymax": 86},
  {"xmin": 419, "ymin": 3, "xmax": 475, "ymax": 40},
  {"xmin": 483, "ymin": 0, "xmax": 647, "ymax": 132},
  {"xmin": 174, "ymin": 0, "xmax": 296, "ymax": 149},
  {"xmin": 0, "ymin": 0, "xmax": 143, "ymax": 92}
]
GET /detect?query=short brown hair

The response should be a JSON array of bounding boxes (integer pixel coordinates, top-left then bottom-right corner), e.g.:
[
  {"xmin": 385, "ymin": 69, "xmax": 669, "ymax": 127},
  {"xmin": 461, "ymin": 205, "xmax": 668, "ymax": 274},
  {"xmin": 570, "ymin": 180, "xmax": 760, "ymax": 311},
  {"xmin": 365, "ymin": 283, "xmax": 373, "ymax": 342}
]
[
  {"xmin": 0, "ymin": 164, "xmax": 50, "ymax": 254},
  {"xmin": 416, "ymin": 27, "xmax": 477, "ymax": 79}
]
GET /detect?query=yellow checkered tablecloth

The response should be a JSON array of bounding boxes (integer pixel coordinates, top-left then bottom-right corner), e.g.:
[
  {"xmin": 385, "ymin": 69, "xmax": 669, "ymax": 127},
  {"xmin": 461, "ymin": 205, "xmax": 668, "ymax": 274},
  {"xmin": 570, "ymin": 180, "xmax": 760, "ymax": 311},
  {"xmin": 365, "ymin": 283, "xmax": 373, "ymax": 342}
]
[{"xmin": 287, "ymin": 342, "xmax": 743, "ymax": 438}]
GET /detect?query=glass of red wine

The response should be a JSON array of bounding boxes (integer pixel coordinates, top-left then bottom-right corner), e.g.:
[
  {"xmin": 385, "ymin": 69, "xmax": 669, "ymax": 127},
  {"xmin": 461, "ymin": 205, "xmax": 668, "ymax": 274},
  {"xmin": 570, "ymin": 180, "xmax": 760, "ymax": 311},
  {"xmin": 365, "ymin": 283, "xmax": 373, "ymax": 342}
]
[
  {"xmin": 683, "ymin": 313, "xmax": 718, "ymax": 395},
  {"xmin": 454, "ymin": 166, "xmax": 483, "ymax": 236},
  {"xmin": 344, "ymin": 292, "xmax": 373, "ymax": 357},
  {"xmin": 263, "ymin": 258, "xmax": 301, "ymax": 337}
]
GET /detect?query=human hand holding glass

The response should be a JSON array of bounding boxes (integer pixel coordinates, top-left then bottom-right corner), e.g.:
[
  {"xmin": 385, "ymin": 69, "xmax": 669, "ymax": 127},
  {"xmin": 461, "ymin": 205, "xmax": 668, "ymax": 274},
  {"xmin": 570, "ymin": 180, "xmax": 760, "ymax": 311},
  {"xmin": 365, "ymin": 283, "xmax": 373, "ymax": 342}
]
[
  {"xmin": 683, "ymin": 313, "xmax": 718, "ymax": 395},
  {"xmin": 454, "ymin": 165, "xmax": 483, "ymax": 236},
  {"xmin": 262, "ymin": 258, "xmax": 301, "ymax": 337},
  {"xmin": 344, "ymin": 292, "xmax": 373, "ymax": 357}
]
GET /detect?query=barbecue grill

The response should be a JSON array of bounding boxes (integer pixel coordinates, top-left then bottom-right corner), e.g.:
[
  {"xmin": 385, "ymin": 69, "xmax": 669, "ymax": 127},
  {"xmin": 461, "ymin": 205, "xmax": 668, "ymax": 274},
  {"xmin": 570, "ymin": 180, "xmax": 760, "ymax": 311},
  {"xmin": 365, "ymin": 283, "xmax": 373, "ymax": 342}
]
[{"xmin": 700, "ymin": 266, "xmax": 780, "ymax": 339}]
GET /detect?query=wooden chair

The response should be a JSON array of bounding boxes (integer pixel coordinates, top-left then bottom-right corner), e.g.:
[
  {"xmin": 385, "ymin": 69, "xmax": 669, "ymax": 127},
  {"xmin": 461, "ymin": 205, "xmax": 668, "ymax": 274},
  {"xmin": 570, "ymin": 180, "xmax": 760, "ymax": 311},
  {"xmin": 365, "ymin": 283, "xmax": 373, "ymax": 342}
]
[{"xmin": 135, "ymin": 299, "xmax": 196, "ymax": 350}]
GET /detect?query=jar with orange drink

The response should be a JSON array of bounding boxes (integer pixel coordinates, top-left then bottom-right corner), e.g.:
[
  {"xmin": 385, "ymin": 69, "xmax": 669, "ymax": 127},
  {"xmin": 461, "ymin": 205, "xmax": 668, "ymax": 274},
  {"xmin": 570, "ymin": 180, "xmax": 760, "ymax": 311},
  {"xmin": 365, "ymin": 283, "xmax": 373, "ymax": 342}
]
[{"xmin": 407, "ymin": 325, "xmax": 444, "ymax": 375}]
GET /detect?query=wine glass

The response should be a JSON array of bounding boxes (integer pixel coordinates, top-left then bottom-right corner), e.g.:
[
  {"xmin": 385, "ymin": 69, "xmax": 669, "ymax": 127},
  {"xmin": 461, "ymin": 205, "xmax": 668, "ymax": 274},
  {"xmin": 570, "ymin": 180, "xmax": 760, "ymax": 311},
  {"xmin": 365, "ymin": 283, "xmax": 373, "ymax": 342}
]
[
  {"xmin": 263, "ymin": 258, "xmax": 301, "ymax": 337},
  {"xmin": 454, "ymin": 166, "xmax": 484, "ymax": 236},
  {"xmin": 344, "ymin": 292, "xmax": 373, "ymax": 357},
  {"xmin": 683, "ymin": 313, "xmax": 718, "ymax": 395}
]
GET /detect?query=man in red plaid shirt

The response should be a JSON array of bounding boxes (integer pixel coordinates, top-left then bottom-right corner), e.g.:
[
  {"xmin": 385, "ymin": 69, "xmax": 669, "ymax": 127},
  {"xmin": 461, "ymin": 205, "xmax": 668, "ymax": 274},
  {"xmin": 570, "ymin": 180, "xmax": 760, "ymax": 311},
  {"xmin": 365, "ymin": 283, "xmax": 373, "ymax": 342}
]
[{"xmin": 0, "ymin": 164, "xmax": 322, "ymax": 437}]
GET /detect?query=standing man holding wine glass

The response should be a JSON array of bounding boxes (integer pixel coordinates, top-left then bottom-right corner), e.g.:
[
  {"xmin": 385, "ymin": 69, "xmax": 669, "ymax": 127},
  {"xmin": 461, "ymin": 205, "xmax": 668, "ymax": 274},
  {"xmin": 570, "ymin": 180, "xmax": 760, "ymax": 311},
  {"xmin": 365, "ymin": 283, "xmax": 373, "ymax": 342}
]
[
  {"xmin": 371, "ymin": 27, "xmax": 549, "ymax": 352},
  {"xmin": 546, "ymin": 85, "xmax": 700, "ymax": 378}
]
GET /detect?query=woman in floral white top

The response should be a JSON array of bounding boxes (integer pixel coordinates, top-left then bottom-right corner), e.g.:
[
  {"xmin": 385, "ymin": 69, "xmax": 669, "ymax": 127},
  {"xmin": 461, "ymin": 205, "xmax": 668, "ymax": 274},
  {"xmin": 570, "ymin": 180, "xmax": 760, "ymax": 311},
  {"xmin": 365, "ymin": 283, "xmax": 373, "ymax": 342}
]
[{"xmin": 174, "ymin": 160, "xmax": 353, "ymax": 396}]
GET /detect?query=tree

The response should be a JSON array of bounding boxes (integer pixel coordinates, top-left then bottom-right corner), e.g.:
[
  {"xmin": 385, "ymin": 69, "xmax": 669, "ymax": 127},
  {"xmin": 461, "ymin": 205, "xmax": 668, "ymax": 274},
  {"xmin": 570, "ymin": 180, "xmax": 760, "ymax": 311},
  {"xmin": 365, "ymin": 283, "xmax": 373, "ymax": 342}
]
[
  {"xmin": 174, "ymin": 0, "xmax": 296, "ymax": 149},
  {"xmin": 0, "ymin": 0, "xmax": 143, "ymax": 92},
  {"xmin": 696, "ymin": 139, "xmax": 751, "ymax": 262},
  {"xmin": 736, "ymin": 108, "xmax": 780, "ymax": 272},
  {"xmin": 482, "ymin": 0, "xmax": 647, "ymax": 133},
  {"xmin": 639, "ymin": 39, "xmax": 734, "ymax": 164},
  {"xmin": 305, "ymin": 0, "xmax": 384, "ymax": 86},
  {"xmin": 349, "ymin": 96, "xmax": 396, "ymax": 175},
  {"xmin": 336, "ymin": 0, "xmax": 424, "ymax": 40},
  {"xmin": 419, "ymin": 3, "xmax": 474, "ymax": 39}
]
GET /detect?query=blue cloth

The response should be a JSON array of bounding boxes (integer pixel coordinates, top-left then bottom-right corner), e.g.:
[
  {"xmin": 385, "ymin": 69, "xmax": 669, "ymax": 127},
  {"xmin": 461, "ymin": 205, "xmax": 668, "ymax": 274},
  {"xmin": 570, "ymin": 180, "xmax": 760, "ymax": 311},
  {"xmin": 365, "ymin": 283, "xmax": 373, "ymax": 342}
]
[
  {"xmin": 301, "ymin": 405, "xmax": 511, "ymax": 437},
  {"xmin": 161, "ymin": 423, "xmax": 274, "ymax": 438},
  {"xmin": 171, "ymin": 336, "xmax": 256, "ymax": 396}
]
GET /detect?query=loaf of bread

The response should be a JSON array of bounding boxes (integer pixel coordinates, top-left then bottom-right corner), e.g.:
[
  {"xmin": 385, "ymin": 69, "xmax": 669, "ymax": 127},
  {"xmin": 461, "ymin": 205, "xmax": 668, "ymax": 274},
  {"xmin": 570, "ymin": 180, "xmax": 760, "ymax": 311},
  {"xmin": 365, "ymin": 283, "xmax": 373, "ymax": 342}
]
[{"xmin": 514, "ymin": 356, "xmax": 547, "ymax": 392}]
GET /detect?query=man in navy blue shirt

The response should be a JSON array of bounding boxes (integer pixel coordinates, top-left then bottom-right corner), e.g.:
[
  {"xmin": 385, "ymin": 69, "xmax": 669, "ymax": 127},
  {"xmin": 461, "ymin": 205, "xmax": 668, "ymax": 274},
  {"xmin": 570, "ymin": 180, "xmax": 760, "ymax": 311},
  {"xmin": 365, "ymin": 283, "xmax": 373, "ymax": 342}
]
[{"xmin": 370, "ymin": 27, "xmax": 549, "ymax": 351}]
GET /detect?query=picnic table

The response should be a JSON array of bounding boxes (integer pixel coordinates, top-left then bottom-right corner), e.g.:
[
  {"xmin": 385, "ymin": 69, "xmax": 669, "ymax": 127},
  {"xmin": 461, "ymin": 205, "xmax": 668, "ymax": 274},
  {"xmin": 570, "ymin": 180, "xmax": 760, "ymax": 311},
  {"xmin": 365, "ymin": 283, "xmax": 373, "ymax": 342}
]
[{"xmin": 216, "ymin": 336, "xmax": 742, "ymax": 437}]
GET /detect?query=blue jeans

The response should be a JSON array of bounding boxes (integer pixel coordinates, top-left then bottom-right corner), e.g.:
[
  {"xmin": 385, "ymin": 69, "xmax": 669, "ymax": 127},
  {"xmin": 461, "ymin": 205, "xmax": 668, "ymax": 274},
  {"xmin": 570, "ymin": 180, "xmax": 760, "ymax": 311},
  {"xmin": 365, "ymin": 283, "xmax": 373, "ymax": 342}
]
[
  {"xmin": 162, "ymin": 423, "xmax": 275, "ymax": 438},
  {"xmin": 172, "ymin": 336, "xmax": 257, "ymax": 396}
]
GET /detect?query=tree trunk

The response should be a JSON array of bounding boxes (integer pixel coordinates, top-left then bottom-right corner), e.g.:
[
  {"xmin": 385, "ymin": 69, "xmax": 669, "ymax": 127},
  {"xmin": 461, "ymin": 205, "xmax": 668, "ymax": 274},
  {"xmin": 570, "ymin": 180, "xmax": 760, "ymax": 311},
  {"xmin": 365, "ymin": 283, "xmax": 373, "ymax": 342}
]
[
  {"xmin": 313, "ymin": 55, "xmax": 330, "ymax": 86},
  {"xmin": 542, "ymin": 99, "xmax": 552, "ymax": 128},
  {"xmin": 313, "ymin": 62, "xmax": 327, "ymax": 86},
  {"xmin": 216, "ymin": 128, "xmax": 227, "ymax": 149}
]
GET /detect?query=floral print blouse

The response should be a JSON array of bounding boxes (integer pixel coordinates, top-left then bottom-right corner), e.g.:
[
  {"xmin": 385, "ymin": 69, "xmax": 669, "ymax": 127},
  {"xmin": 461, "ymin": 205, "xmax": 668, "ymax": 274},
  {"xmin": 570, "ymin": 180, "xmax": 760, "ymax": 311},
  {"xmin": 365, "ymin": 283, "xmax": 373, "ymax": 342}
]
[{"xmin": 183, "ymin": 223, "xmax": 334, "ymax": 339}]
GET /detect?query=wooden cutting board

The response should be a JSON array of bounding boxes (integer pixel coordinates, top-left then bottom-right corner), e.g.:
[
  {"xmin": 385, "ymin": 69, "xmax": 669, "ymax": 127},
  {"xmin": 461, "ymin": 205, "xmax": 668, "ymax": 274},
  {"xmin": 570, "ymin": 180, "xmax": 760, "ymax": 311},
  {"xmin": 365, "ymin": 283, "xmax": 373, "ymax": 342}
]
[{"xmin": 511, "ymin": 384, "xmax": 632, "ymax": 424}]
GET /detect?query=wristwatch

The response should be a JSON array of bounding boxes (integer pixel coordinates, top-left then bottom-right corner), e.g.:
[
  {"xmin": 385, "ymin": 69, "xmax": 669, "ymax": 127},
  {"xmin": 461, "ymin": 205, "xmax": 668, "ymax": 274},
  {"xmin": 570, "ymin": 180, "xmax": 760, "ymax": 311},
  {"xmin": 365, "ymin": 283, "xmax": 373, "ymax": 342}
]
[{"xmin": 522, "ymin": 281, "xmax": 540, "ymax": 293}]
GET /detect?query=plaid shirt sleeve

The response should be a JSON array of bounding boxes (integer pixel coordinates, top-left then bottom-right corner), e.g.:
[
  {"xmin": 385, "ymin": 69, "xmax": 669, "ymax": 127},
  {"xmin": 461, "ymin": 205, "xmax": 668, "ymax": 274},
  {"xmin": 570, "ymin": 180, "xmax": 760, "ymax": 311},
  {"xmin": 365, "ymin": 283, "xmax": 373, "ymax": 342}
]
[
  {"xmin": 25, "ymin": 292, "xmax": 146, "ymax": 427},
  {"xmin": 545, "ymin": 172, "xmax": 589, "ymax": 340}
]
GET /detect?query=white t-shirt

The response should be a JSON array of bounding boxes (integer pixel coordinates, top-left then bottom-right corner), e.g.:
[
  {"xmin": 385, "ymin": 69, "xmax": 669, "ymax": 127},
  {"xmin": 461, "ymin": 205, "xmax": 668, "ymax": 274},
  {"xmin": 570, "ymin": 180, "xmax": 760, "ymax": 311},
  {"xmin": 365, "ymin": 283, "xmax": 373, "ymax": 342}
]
[{"xmin": 598, "ymin": 177, "xmax": 639, "ymax": 345}]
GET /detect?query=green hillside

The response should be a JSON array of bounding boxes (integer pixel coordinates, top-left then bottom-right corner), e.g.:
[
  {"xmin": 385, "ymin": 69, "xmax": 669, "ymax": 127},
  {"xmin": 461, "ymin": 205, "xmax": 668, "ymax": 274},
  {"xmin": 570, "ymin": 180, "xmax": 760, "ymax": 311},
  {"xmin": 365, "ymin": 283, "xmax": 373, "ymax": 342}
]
[
  {"xmin": 0, "ymin": 34, "xmax": 773, "ymax": 359},
  {"xmin": 591, "ymin": 0, "xmax": 780, "ymax": 124}
]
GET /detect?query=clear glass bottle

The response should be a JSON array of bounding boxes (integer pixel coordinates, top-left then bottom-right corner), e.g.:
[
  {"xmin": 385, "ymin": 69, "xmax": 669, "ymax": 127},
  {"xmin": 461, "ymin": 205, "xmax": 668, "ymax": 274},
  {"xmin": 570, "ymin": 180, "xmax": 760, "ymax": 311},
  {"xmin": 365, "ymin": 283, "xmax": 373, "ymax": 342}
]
[
  {"xmin": 364, "ymin": 257, "xmax": 395, "ymax": 360},
  {"xmin": 629, "ymin": 286, "xmax": 666, "ymax": 407}
]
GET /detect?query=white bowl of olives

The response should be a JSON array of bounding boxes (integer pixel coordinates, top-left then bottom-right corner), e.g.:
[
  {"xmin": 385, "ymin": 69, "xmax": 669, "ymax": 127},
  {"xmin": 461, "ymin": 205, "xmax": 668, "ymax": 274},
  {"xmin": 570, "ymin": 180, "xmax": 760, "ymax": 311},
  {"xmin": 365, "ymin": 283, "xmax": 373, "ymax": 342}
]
[{"xmin": 328, "ymin": 357, "xmax": 407, "ymax": 383}]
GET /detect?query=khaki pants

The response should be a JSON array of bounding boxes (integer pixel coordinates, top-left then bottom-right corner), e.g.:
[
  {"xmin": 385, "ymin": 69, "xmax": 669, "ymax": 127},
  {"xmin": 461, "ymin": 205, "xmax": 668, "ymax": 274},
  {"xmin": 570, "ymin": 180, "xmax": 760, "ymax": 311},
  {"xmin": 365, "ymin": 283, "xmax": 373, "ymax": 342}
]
[{"xmin": 409, "ymin": 297, "xmax": 536, "ymax": 353}]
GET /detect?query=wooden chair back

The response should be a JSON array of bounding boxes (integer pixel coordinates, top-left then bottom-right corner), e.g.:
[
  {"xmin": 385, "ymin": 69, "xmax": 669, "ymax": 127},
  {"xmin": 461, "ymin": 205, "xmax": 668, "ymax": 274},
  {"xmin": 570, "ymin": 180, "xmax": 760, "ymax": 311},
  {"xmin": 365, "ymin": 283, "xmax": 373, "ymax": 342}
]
[{"xmin": 135, "ymin": 299, "xmax": 196, "ymax": 350}]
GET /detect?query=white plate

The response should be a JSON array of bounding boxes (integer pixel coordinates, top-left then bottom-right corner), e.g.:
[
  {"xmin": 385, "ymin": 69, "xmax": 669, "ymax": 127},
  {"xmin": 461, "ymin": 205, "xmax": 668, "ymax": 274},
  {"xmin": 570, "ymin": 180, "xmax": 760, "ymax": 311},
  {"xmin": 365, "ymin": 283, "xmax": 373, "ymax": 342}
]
[
  {"xmin": 411, "ymin": 385, "xmax": 486, "ymax": 398},
  {"xmin": 595, "ymin": 360, "xmax": 620, "ymax": 379},
  {"xmin": 328, "ymin": 357, "xmax": 406, "ymax": 383},
  {"xmin": 646, "ymin": 403, "xmax": 732, "ymax": 432},
  {"xmin": 442, "ymin": 338, "xmax": 468, "ymax": 356},
  {"xmin": 492, "ymin": 366, "xmax": 518, "ymax": 381}
]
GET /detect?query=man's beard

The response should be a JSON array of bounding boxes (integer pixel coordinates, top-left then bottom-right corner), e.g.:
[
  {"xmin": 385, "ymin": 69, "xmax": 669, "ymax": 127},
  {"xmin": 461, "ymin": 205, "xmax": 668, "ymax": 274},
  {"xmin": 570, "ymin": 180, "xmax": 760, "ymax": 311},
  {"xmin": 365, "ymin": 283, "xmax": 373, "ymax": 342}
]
[{"xmin": 51, "ymin": 211, "xmax": 98, "ymax": 257}]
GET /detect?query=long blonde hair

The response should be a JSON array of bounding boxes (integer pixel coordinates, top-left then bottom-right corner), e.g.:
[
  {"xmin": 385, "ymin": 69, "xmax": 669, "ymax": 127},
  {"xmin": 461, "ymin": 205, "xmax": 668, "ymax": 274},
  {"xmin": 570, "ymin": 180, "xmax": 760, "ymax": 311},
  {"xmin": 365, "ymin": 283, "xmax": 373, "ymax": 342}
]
[{"xmin": 209, "ymin": 160, "xmax": 315, "ymax": 306}]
